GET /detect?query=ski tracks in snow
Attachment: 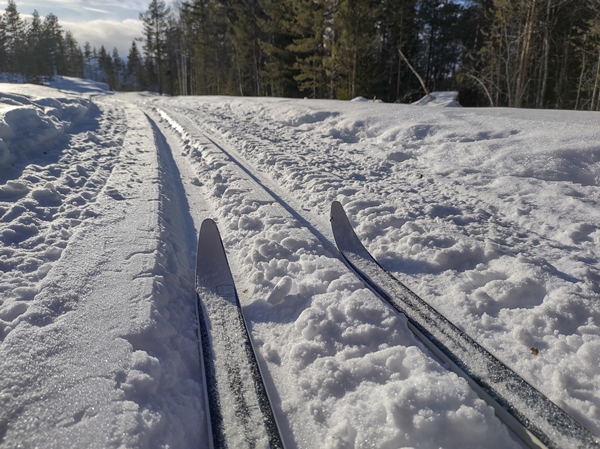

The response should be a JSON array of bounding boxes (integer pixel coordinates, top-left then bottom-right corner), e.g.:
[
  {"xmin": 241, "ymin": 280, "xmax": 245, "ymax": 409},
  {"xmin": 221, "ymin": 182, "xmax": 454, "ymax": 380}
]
[
  {"xmin": 144, "ymin": 102, "xmax": 524, "ymax": 449},
  {"xmin": 152, "ymin": 98, "xmax": 600, "ymax": 438},
  {"xmin": 2, "ymin": 90, "xmax": 598, "ymax": 448},
  {"xmin": 0, "ymin": 99, "xmax": 206, "ymax": 448}
]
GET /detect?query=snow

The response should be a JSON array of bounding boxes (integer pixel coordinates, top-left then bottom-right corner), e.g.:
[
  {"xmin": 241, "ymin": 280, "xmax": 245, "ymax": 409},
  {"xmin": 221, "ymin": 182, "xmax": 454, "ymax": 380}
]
[
  {"xmin": 45, "ymin": 76, "xmax": 112, "ymax": 95},
  {"xmin": 1, "ymin": 83, "xmax": 599, "ymax": 449},
  {"xmin": 413, "ymin": 91, "xmax": 461, "ymax": 107}
]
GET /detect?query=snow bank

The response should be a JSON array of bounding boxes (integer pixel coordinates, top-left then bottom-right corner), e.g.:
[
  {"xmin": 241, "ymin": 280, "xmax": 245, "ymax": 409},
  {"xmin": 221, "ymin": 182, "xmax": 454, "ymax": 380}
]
[
  {"xmin": 413, "ymin": 91, "xmax": 461, "ymax": 107},
  {"xmin": 45, "ymin": 76, "xmax": 111, "ymax": 94},
  {"xmin": 0, "ymin": 85, "xmax": 93, "ymax": 172}
]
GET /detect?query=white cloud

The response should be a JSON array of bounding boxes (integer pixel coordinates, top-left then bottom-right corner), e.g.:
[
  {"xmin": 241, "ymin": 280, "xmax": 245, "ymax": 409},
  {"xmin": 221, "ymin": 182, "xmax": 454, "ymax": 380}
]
[{"xmin": 62, "ymin": 18, "xmax": 144, "ymax": 58}]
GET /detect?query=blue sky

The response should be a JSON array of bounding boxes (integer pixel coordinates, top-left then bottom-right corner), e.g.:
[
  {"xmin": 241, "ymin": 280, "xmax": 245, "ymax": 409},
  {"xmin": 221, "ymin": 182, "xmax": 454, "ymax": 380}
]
[{"xmin": 0, "ymin": 1, "xmax": 172, "ymax": 57}]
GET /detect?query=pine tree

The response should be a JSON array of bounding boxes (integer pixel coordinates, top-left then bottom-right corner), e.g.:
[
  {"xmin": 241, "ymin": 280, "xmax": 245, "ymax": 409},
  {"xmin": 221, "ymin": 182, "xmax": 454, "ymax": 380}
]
[
  {"xmin": 97, "ymin": 45, "xmax": 113, "ymax": 87},
  {"xmin": 25, "ymin": 10, "xmax": 45, "ymax": 81},
  {"xmin": 83, "ymin": 42, "xmax": 92, "ymax": 79},
  {"xmin": 62, "ymin": 31, "xmax": 83, "ymax": 77},
  {"xmin": 126, "ymin": 41, "xmax": 145, "ymax": 90},
  {"xmin": 181, "ymin": 0, "xmax": 230, "ymax": 95},
  {"xmin": 0, "ymin": 11, "xmax": 6, "ymax": 74},
  {"xmin": 258, "ymin": 0, "xmax": 297, "ymax": 96},
  {"xmin": 140, "ymin": 0, "xmax": 170, "ymax": 94},
  {"xmin": 112, "ymin": 47, "xmax": 124, "ymax": 89},
  {"xmin": 4, "ymin": 0, "xmax": 25, "ymax": 78},
  {"xmin": 286, "ymin": 0, "xmax": 330, "ymax": 98},
  {"xmin": 42, "ymin": 13, "xmax": 63, "ymax": 77},
  {"xmin": 91, "ymin": 47, "xmax": 98, "ymax": 81},
  {"xmin": 333, "ymin": 0, "xmax": 380, "ymax": 99}
]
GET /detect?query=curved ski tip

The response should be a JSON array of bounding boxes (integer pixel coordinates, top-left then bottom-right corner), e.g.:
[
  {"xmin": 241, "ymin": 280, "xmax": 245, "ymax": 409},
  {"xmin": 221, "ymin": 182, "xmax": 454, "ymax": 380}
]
[
  {"xmin": 331, "ymin": 201, "xmax": 346, "ymax": 217},
  {"xmin": 198, "ymin": 218, "xmax": 223, "ymax": 258},
  {"xmin": 200, "ymin": 218, "xmax": 219, "ymax": 236},
  {"xmin": 201, "ymin": 218, "xmax": 217, "ymax": 228}
]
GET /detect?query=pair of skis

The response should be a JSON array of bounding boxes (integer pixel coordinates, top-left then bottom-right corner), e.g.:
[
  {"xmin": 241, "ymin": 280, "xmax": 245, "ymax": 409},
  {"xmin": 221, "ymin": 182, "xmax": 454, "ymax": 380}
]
[{"xmin": 195, "ymin": 203, "xmax": 599, "ymax": 449}]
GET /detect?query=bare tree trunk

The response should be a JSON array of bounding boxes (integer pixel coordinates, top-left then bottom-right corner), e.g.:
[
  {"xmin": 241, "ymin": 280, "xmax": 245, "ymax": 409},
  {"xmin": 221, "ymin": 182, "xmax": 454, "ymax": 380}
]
[
  {"xmin": 398, "ymin": 48, "xmax": 432, "ymax": 99},
  {"xmin": 556, "ymin": 26, "xmax": 572, "ymax": 108},
  {"xmin": 465, "ymin": 72, "xmax": 495, "ymax": 106},
  {"xmin": 575, "ymin": 45, "xmax": 586, "ymax": 110},
  {"xmin": 516, "ymin": 0, "xmax": 538, "ymax": 108},
  {"xmin": 395, "ymin": 12, "xmax": 405, "ymax": 102},
  {"xmin": 537, "ymin": 0, "xmax": 552, "ymax": 108},
  {"xmin": 351, "ymin": 48, "xmax": 357, "ymax": 98},
  {"xmin": 591, "ymin": 49, "xmax": 600, "ymax": 111}
]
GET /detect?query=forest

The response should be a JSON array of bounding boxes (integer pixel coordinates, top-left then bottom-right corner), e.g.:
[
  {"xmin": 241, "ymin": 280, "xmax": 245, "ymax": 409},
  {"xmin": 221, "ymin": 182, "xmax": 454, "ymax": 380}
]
[{"xmin": 1, "ymin": 0, "xmax": 600, "ymax": 110}]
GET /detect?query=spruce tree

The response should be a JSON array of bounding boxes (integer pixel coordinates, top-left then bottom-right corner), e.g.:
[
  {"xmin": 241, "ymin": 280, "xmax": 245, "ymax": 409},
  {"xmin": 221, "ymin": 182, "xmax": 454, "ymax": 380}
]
[
  {"xmin": 25, "ymin": 10, "xmax": 44, "ymax": 81},
  {"xmin": 286, "ymin": 0, "xmax": 329, "ymax": 98},
  {"xmin": 4, "ymin": 0, "xmax": 25, "ymax": 78},
  {"xmin": 42, "ymin": 13, "xmax": 63, "ymax": 77},
  {"xmin": 140, "ymin": 0, "xmax": 170, "ymax": 94},
  {"xmin": 127, "ymin": 41, "xmax": 145, "ymax": 90}
]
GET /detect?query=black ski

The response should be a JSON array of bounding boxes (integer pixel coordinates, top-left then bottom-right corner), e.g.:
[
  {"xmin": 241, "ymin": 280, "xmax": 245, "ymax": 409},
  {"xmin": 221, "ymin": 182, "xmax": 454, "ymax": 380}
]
[
  {"xmin": 330, "ymin": 201, "xmax": 599, "ymax": 449},
  {"xmin": 195, "ymin": 218, "xmax": 284, "ymax": 449}
]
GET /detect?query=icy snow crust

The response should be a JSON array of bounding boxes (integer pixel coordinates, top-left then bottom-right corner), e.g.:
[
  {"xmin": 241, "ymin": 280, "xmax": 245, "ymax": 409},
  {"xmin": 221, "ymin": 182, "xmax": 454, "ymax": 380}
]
[{"xmin": 0, "ymin": 85, "xmax": 598, "ymax": 449}]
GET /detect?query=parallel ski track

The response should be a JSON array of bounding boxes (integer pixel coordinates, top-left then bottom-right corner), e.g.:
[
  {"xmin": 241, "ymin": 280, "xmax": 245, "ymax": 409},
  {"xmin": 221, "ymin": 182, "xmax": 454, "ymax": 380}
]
[
  {"xmin": 330, "ymin": 200, "xmax": 600, "ymax": 449},
  {"xmin": 153, "ymin": 106, "xmax": 341, "ymax": 259},
  {"xmin": 149, "ymin": 105, "xmax": 595, "ymax": 449},
  {"xmin": 143, "ymin": 107, "xmax": 288, "ymax": 448}
]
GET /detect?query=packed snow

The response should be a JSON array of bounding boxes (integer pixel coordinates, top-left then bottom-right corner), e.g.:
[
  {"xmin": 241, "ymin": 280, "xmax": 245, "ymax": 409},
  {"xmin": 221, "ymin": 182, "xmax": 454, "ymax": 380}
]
[{"xmin": 0, "ymin": 82, "xmax": 599, "ymax": 449}]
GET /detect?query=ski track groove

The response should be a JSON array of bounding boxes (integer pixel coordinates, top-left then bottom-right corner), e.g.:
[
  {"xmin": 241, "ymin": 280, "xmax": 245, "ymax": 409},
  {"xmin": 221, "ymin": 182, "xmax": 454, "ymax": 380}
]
[
  {"xmin": 148, "ymin": 99, "xmax": 600, "ymax": 439},
  {"xmin": 144, "ymin": 103, "xmax": 531, "ymax": 448}
]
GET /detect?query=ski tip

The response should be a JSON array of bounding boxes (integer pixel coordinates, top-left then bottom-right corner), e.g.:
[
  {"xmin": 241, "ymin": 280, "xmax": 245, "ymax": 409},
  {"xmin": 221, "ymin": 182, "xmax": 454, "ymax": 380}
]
[
  {"xmin": 330, "ymin": 201, "xmax": 345, "ymax": 219},
  {"xmin": 200, "ymin": 218, "xmax": 218, "ymax": 234},
  {"xmin": 197, "ymin": 218, "xmax": 229, "ymax": 278}
]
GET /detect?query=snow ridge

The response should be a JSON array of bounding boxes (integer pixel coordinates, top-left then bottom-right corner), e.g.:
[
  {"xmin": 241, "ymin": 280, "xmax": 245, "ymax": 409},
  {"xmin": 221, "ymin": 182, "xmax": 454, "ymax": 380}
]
[{"xmin": 0, "ymin": 100, "xmax": 205, "ymax": 448}]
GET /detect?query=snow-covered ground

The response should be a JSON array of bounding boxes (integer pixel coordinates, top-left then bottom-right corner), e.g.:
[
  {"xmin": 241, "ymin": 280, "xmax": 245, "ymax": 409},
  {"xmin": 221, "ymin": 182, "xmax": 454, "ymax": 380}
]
[{"xmin": 0, "ymin": 81, "xmax": 599, "ymax": 449}]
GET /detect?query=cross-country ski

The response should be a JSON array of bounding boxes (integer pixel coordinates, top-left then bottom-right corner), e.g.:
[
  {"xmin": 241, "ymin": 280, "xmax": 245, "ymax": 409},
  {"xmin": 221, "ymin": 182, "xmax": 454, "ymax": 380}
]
[{"xmin": 195, "ymin": 218, "xmax": 284, "ymax": 449}]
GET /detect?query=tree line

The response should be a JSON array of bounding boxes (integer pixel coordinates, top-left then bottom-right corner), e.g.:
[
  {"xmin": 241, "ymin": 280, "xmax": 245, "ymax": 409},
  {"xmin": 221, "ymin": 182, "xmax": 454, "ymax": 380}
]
[
  {"xmin": 0, "ymin": 0, "xmax": 145, "ymax": 90},
  {"xmin": 1, "ymin": 0, "xmax": 600, "ymax": 110},
  {"xmin": 0, "ymin": 0, "xmax": 83, "ymax": 83},
  {"xmin": 136, "ymin": 0, "xmax": 600, "ymax": 109}
]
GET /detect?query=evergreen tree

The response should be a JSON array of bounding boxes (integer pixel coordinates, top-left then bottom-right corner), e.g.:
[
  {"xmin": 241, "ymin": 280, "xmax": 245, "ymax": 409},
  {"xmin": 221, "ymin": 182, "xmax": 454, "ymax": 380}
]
[
  {"xmin": 140, "ymin": 0, "xmax": 170, "ymax": 94},
  {"xmin": 0, "ymin": 12, "xmax": 6, "ymax": 74},
  {"xmin": 63, "ymin": 31, "xmax": 83, "ymax": 77},
  {"xmin": 4, "ymin": 0, "xmax": 25, "ymax": 77},
  {"xmin": 25, "ymin": 10, "xmax": 45, "ymax": 81},
  {"xmin": 126, "ymin": 41, "xmax": 146, "ymax": 90},
  {"xmin": 83, "ymin": 42, "xmax": 93, "ymax": 79},
  {"xmin": 286, "ymin": 0, "xmax": 330, "ymax": 98},
  {"xmin": 112, "ymin": 47, "xmax": 124, "ymax": 89},
  {"xmin": 97, "ymin": 45, "xmax": 113, "ymax": 87},
  {"xmin": 42, "ymin": 13, "xmax": 63, "ymax": 76},
  {"xmin": 333, "ymin": 0, "xmax": 380, "ymax": 99},
  {"xmin": 181, "ymin": 0, "xmax": 229, "ymax": 95},
  {"xmin": 91, "ymin": 47, "xmax": 99, "ymax": 81}
]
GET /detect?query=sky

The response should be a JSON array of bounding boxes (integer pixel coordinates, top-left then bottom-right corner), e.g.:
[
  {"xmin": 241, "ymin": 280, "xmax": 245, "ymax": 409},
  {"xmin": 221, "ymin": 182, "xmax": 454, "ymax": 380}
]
[{"xmin": 0, "ymin": 0, "xmax": 174, "ymax": 57}]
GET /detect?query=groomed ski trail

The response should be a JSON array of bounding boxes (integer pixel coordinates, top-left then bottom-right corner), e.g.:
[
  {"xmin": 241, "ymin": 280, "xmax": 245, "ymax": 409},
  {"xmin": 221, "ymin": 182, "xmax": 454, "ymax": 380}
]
[
  {"xmin": 0, "ymin": 99, "xmax": 207, "ymax": 448},
  {"xmin": 141, "ymin": 103, "xmax": 528, "ymax": 449},
  {"xmin": 143, "ymin": 97, "xmax": 600, "ymax": 440}
]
